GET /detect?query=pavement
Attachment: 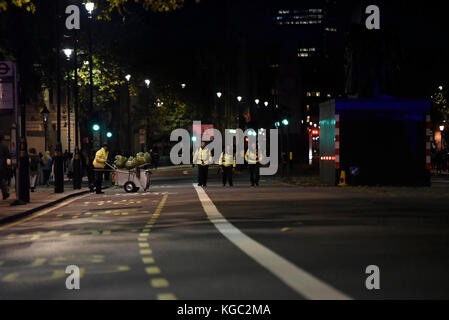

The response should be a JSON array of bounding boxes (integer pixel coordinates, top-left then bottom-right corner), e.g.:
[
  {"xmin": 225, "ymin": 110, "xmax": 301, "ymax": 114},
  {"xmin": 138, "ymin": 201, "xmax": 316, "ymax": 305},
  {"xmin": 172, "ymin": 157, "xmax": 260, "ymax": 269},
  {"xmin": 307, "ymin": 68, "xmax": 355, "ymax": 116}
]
[{"xmin": 0, "ymin": 166, "xmax": 448, "ymax": 299}]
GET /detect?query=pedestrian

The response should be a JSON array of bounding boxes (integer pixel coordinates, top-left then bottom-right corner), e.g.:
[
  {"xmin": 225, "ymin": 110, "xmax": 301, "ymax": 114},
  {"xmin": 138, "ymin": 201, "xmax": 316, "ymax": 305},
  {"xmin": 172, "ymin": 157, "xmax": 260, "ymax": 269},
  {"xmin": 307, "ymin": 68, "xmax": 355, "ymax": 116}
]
[
  {"xmin": 41, "ymin": 151, "xmax": 52, "ymax": 187},
  {"xmin": 92, "ymin": 144, "xmax": 109, "ymax": 194},
  {"xmin": 219, "ymin": 144, "xmax": 236, "ymax": 187},
  {"xmin": 245, "ymin": 142, "xmax": 262, "ymax": 186},
  {"xmin": 0, "ymin": 134, "xmax": 11, "ymax": 200},
  {"xmin": 81, "ymin": 148, "xmax": 95, "ymax": 192},
  {"xmin": 29, "ymin": 148, "xmax": 40, "ymax": 192},
  {"xmin": 193, "ymin": 141, "xmax": 212, "ymax": 187}
]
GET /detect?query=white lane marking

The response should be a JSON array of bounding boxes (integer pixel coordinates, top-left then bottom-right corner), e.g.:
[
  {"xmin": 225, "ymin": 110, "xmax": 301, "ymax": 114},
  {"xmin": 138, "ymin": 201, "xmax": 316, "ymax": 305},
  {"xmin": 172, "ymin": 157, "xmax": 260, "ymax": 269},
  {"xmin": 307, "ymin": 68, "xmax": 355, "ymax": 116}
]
[{"xmin": 193, "ymin": 184, "xmax": 351, "ymax": 300}]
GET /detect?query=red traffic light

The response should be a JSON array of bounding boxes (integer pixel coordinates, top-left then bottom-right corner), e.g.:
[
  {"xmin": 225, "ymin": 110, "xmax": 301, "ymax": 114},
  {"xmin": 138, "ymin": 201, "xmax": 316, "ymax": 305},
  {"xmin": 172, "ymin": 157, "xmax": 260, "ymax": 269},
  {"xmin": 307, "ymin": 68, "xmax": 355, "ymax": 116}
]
[{"xmin": 311, "ymin": 129, "xmax": 319, "ymax": 136}]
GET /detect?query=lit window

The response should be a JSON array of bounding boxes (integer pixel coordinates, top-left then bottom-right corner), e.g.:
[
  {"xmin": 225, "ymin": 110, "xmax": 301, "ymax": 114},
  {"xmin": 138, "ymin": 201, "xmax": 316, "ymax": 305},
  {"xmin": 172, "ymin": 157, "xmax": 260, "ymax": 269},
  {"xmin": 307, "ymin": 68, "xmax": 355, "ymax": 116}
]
[
  {"xmin": 306, "ymin": 105, "xmax": 310, "ymax": 111},
  {"xmin": 316, "ymin": 92, "xmax": 320, "ymax": 97},
  {"xmin": 306, "ymin": 116, "xmax": 310, "ymax": 122},
  {"xmin": 307, "ymin": 92, "xmax": 311, "ymax": 97}
]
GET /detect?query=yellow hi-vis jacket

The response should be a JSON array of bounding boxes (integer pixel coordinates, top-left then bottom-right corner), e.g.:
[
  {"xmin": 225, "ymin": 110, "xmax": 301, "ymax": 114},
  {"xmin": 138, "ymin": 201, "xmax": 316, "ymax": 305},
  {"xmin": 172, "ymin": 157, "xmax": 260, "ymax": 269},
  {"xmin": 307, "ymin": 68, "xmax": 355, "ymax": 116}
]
[
  {"xmin": 193, "ymin": 147, "xmax": 212, "ymax": 166},
  {"xmin": 219, "ymin": 152, "xmax": 236, "ymax": 168},
  {"xmin": 245, "ymin": 149, "xmax": 263, "ymax": 164},
  {"xmin": 93, "ymin": 147, "xmax": 109, "ymax": 169}
]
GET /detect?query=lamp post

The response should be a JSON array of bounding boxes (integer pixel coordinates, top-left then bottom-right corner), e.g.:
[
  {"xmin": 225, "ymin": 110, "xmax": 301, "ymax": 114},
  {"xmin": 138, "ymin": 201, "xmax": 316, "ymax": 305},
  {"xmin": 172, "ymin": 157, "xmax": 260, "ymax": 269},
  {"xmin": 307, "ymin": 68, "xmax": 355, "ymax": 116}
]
[
  {"xmin": 144, "ymin": 79, "xmax": 151, "ymax": 151},
  {"xmin": 440, "ymin": 125, "xmax": 445, "ymax": 150},
  {"xmin": 126, "ymin": 74, "xmax": 132, "ymax": 150},
  {"xmin": 85, "ymin": 2, "xmax": 95, "ymax": 153},
  {"xmin": 63, "ymin": 48, "xmax": 73, "ymax": 155},
  {"xmin": 54, "ymin": 0, "xmax": 64, "ymax": 194}
]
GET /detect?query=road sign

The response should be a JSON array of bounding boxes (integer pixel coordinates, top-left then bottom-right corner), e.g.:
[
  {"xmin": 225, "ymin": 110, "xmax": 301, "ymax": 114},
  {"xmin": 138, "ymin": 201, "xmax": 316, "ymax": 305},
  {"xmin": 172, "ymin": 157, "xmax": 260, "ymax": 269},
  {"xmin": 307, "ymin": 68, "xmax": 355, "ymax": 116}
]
[
  {"xmin": 0, "ymin": 62, "xmax": 14, "ymax": 110},
  {"xmin": 0, "ymin": 61, "xmax": 13, "ymax": 76}
]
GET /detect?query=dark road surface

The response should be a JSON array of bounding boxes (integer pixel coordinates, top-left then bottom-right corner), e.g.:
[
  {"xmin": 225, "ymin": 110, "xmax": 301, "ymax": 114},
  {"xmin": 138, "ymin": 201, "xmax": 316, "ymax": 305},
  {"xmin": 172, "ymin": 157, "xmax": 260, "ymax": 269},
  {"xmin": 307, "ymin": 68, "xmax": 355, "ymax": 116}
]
[{"xmin": 0, "ymin": 167, "xmax": 448, "ymax": 300}]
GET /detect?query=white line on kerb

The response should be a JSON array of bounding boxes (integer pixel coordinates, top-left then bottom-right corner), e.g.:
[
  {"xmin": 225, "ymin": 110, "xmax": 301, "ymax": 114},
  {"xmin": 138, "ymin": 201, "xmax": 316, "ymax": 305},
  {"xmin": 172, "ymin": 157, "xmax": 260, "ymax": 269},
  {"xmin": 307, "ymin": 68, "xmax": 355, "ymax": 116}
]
[{"xmin": 193, "ymin": 184, "xmax": 352, "ymax": 300}]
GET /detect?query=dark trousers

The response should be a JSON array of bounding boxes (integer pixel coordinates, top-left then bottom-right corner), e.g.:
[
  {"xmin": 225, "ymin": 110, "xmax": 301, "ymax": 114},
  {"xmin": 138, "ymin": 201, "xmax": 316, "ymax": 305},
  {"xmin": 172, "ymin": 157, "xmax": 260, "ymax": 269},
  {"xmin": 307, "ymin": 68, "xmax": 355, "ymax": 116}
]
[
  {"xmin": 95, "ymin": 170, "xmax": 104, "ymax": 193},
  {"xmin": 222, "ymin": 166, "xmax": 233, "ymax": 186},
  {"xmin": 0, "ymin": 175, "xmax": 8, "ymax": 198},
  {"xmin": 198, "ymin": 165, "xmax": 209, "ymax": 186},
  {"xmin": 249, "ymin": 164, "xmax": 260, "ymax": 186},
  {"xmin": 43, "ymin": 170, "xmax": 51, "ymax": 186}
]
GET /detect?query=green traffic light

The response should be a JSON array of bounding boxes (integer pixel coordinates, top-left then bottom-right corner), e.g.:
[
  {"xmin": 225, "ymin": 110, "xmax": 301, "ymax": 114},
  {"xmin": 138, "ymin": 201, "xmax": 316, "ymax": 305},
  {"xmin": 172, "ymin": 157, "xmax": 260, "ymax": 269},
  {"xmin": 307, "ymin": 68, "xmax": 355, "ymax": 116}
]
[
  {"xmin": 282, "ymin": 119, "xmax": 289, "ymax": 126},
  {"xmin": 191, "ymin": 136, "xmax": 197, "ymax": 142},
  {"xmin": 106, "ymin": 132, "xmax": 113, "ymax": 138},
  {"xmin": 92, "ymin": 124, "xmax": 100, "ymax": 132},
  {"xmin": 275, "ymin": 122, "xmax": 280, "ymax": 128}
]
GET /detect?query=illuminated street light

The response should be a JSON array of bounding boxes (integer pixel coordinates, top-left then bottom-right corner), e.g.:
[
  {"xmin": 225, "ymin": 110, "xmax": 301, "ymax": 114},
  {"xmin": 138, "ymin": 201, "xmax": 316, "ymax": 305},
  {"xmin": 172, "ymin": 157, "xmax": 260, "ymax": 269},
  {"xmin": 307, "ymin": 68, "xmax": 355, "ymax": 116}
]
[
  {"xmin": 62, "ymin": 48, "xmax": 73, "ymax": 60},
  {"xmin": 237, "ymin": 96, "xmax": 242, "ymax": 102},
  {"xmin": 181, "ymin": 83, "xmax": 186, "ymax": 89},
  {"xmin": 125, "ymin": 74, "xmax": 131, "ymax": 82},
  {"xmin": 85, "ymin": 1, "xmax": 95, "ymax": 16},
  {"xmin": 145, "ymin": 79, "xmax": 151, "ymax": 88},
  {"xmin": 440, "ymin": 125, "xmax": 445, "ymax": 131},
  {"xmin": 439, "ymin": 86, "xmax": 443, "ymax": 91},
  {"xmin": 106, "ymin": 131, "xmax": 113, "ymax": 138},
  {"xmin": 255, "ymin": 99, "xmax": 260, "ymax": 105},
  {"xmin": 92, "ymin": 124, "xmax": 100, "ymax": 132},
  {"xmin": 216, "ymin": 92, "xmax": 222, "ymax": 98},
  {"xmin": 264, "ymin": 101, "xmax": 269, "ymax": 107},
  {"xmin": 282, "ymin": 119, "xmax": 289, "ymax": 126}
]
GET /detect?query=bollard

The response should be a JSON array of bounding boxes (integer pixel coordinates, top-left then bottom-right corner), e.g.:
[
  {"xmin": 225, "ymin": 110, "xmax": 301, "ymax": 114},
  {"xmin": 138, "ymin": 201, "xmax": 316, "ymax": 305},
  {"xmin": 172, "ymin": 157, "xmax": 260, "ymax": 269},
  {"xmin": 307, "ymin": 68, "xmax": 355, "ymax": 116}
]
[{"xmin": 338, "ymin": 170, "xmax": 348, "ymax": 187}]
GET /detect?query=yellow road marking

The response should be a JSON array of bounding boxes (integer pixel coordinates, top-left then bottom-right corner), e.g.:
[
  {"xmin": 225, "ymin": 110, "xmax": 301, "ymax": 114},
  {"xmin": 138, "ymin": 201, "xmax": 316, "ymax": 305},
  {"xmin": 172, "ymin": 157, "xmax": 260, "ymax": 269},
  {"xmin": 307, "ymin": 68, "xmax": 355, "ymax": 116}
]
[
  {"xmin": 102, "ymin": 230, "xmax": 111, "ymax": 235},
  {"xmin": 0, "ymin": 194, "xmax": 90, "ymax": 231},
  {"xmin": 151, "ymin": 278, "xmax": 169, "ymax": 288},
  {"xmin": 145, "ymin": 266, "xmax": 161, "ymax": 275},
  {"xmin": 140, "ymin": 249, "xmax": 152, "ymax": 255},
  {"xmin": 138, "ymin": 237, "xmax": 148, "ymax": 242},
  {"xmin": 117, "ymin": 266, "xmax": 130, "ymax": 272},
  {"xmin": 140, "ymin": 233, "xmax": 149, "ymax": 237},
  {"xmin": 7, "ymin": 234, "xmax": 16, "ymax": 239},
  {"xmin": 31, "ymin": 235, "xmax": 40, "ymax": 240},
  {"xmin": 157, "ymin": 293, "xmax": 177, "ymax": 300},
  {"xmin": 31, "ymin": 258, "xmax": 47, "ymax": 267},
  {"xmin": 57, "ymin": 214, "xmax": 63, "ymax": 217},
  {"xmin": 72, "ymin": 216, "xmax": 80, "ymax": 219},
  {"xmin": 139, "ymin": 243, "xmax": 150, "ymax": 248},
  {"xmin": 2, "ymin": 273, "xmax": 19, "ymax": 282},
  {"xmin": 60, "ymin": 233, "xmax": 70, "ymax": 238},
  {"xmin": 142, "ymin": 257, "xmax": 155, "ymax": 264}
]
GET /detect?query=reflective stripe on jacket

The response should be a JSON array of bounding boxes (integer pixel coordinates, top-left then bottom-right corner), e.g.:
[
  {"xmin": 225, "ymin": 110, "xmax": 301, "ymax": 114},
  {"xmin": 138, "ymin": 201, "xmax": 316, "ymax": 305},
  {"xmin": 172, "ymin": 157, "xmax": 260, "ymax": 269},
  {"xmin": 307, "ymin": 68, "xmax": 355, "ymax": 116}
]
[
  {"xmin": 219, "ymin": 153, "xmax": 236, "ymax": 167},
  {"xmin": 93, "ymin": 148, "xmax": 109, "ymax": 168},
  {"xmin": 193, "ymin": 148, "xmax": 212, "ymax": 166},
  {"xmin": 245, "ymin": 150, "xmax": 262, "ymax": 164}
]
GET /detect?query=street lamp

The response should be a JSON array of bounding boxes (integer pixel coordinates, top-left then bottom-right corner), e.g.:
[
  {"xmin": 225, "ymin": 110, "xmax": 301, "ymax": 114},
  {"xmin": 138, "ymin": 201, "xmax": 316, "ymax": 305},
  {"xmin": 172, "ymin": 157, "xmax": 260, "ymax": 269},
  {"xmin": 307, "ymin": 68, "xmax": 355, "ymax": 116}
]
[
  {"xmin": 125, "ymin": 74, "xmax": 131, "ymax": 82},
  {"xmin": 62, "ymin": 48, "xmax": 73, "ymax": 60},
  {"xmin": 145, "ymin": 79, "xmax": 151, "ymax": 88},
  {"xmin": 85, "ymin": 1, "xmax": 95, "ymax": 17},
  {"xmin": 216, "ymin": 92, "xmax": 222, "ymax": 99},
  {"xmin": 439, "ymin": 86, "xmax": 443, "ymax": 91},
  {"xmin": 40, "ymin": 105, "xmax": 50, "ymax": 151},
  {"xmin": 264, "ymin": 101, "xmax": 269, "ymax": 107},
  {"xmin": 440, "ymin": 125, "xmax": 445, "ymax": 131},
  {"xmin": 255, "ymin": 99, "xmax": 260, "ymax": 105},
  {"xmin": 237, "ymin": 96, "xmax": 242, "ymax": 102},
  {"xmin": 181, "ymin": 83, "xmax": 186, "ymax": 89}
]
